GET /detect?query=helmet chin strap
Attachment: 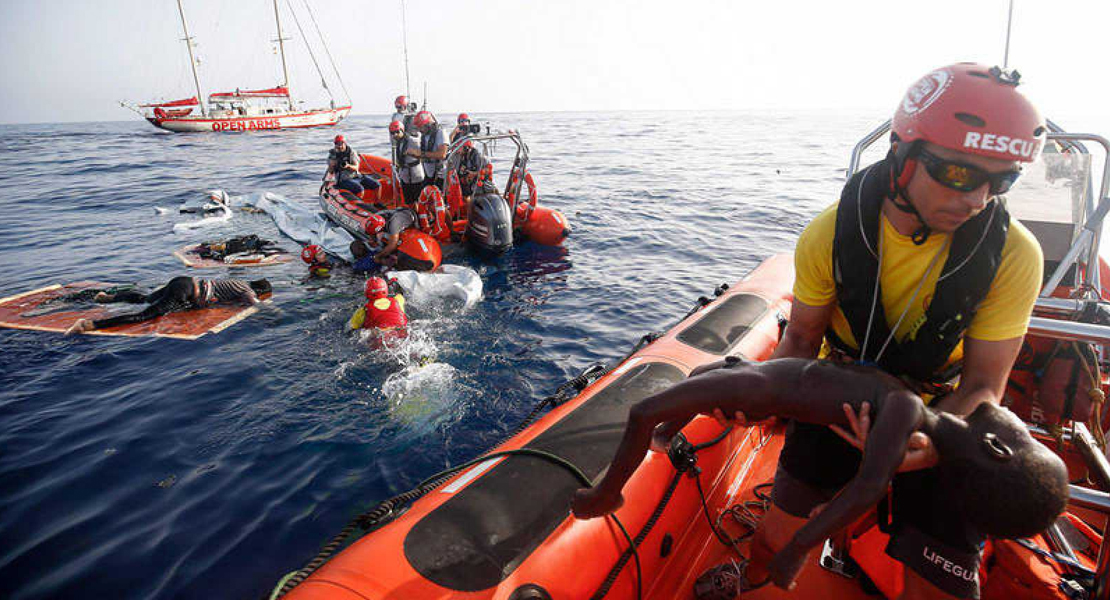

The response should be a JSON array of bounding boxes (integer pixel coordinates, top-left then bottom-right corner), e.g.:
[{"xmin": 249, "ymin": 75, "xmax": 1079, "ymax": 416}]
[{"xmin": 886, "ymin": 144, "xmax": 932, "ymax": 245}]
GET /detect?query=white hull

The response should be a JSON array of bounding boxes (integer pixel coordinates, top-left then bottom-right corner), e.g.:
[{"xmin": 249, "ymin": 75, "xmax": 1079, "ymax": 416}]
[{"xmin": 148, "ymin": 106, "xmax": 350, "ymax": 133}]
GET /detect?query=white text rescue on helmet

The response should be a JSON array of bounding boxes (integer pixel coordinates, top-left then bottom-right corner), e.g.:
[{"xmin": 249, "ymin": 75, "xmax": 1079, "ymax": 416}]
[{"xmin": 963, "ymin": 132, "xmax": 1039, "ymax": 158}]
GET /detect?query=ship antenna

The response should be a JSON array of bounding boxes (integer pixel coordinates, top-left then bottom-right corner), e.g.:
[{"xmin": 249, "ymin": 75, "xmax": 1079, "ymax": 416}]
[
  {"xmin": 1002, "ymin": 0, "xmax": 1015, "ymax": 69},
  {"xmin": 400, "ymin": 0, "xmax": 412, "ymax": 99}
]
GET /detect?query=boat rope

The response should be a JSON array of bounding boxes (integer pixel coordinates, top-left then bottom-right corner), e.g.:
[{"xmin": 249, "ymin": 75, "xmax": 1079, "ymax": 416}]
[
  {"xmin": 271, "ymin": 284, "xmax": 734, "ymax": 598},
  {"xmin": 301, "ymin": 0, "xmax": 350, "ymax": 105},
  {"xmin": 589, "ymin": 471, "xmax": 681, "ymax": 600},
  {"xmin": 284, "ymin": 0, "xmax": 331, "ymax": 100},
  {"xmin": 272, "ymin": 446, "xmax": 638, "ymax": 598}
]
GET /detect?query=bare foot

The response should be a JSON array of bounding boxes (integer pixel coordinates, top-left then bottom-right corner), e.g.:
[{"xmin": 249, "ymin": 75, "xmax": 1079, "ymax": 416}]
[
  {"xmin": 64, "ymin": 319, "xmax": 93, "ymax": 336},
  {"xmin": 571, "ymin": 487, "xmax": 625, "ymax": 519}
]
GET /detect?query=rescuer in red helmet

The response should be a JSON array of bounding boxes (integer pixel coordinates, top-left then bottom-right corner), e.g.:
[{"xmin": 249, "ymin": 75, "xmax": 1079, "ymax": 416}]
[
  {"xmin": 391, "ymin": 94, "xmax": 415, "ymax": 131},
  {"xmin": 300, "ymin": 244, "xmax": 332, "ymax": 278},
  {"xmin": 390, "ymin": 120, "xmax": 425, "ymax": 207},
  {"xmin": 450, "ymin": 112, "xmax": 475, "ymax": 144},
  {"xmin": 327, "ymin": 134, "xmax": 380, "ymax": 198},
  {"xmin": 347, "ymin": 276, "xmax": 408, "ymax": 339},
  {"xmin": 713, "ymin": 63, "xmax": 1047, "ymax": 599},
  {"xmin": 366, "ymin": 207, "xmax": 417, "ymax": 267},
  {"xmin": 412, "ymin": 111, "xmax": 449, "ymax": 190}
]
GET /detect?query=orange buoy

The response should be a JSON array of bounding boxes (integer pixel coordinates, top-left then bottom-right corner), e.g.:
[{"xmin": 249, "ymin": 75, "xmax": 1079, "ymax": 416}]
[{"xmin": 520, "ymin": 205, "xmax": 569, "ymax": 246}]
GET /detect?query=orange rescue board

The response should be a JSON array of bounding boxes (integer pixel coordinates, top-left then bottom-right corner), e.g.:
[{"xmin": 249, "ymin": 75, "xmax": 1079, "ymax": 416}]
[{"xmin": 0, "ymin": 281, "xmax": 260, "ymax": 340}]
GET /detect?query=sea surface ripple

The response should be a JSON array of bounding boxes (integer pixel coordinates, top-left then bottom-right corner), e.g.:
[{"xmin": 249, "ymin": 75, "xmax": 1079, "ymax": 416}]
[{"xmin": 0, "ymin": 110, "xmax": 877, "ymax": 599}]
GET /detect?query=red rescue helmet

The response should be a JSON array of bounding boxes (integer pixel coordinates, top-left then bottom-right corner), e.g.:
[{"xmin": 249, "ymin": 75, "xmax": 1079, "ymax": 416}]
[
  {"xmin": 394, "ymin": 95, "xmax": 408, "ymax": 110},
  {"xmin": 364, "ymin": 213, "xmax": 386, "ymax": 235},
  {"xmin": 457, "ymin": 113, "xmax": 470, "ymax": 124},
  {"xmin": 333, "ymin": 134, "xmax": 345, "ymax": 145},
  {"xmin": 389, "ymin": 120, "xmax": 404, "ymax": 134},
  {"xmin": 365, "ymin": 277, "xmax": 388, "ymax": 299},
  {"xmin": 413, "ymin": 110, "xmax": 434, "ymax": 129},
  {"xmin": 301, "ymin": 244, "xmax": 323, "ymax": 264},
  {"xmin": 892, "ymin": 63, "xmax": 1045, "ymax": 163}
]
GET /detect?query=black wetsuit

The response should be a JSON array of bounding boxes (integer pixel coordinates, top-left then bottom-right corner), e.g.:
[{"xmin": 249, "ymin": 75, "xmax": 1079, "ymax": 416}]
[{"xmin": 92, "ymin": 277, "xmax": 256, "ymax": 329}]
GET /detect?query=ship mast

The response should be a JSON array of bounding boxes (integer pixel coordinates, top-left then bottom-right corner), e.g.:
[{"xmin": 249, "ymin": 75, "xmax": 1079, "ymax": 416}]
[
  {"xmin": 176, "ymin": 0, "xmax": 207, "ymax": 116},
  {"xmin": 272, "ymin": 0, "xmax": 295, "ymax": 111},
  {"xmin": 1002, "ymin": 0, "xmax": 1015, "ymax": 69}
]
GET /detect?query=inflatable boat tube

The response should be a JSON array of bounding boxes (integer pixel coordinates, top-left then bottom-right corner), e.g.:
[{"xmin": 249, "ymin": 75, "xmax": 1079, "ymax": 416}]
[
  {"xmin": 518, "ymin": 205, "xmax": 569, "ymax": 246},
  {"xmin": 279, "ymin": 254, "xmax": 796, "ymax": 599}
]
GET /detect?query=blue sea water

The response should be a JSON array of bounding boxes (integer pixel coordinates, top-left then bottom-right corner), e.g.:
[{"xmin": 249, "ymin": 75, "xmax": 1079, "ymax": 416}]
[{"xmin": 0, "ymin": 110, "xmax": 893, "ymax": 599}]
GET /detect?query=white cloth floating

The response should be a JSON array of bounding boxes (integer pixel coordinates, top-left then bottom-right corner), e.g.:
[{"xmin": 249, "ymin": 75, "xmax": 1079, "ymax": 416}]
[{"xmin": 389, "ymin": 264, "xmax": 483, "ymax": 309}]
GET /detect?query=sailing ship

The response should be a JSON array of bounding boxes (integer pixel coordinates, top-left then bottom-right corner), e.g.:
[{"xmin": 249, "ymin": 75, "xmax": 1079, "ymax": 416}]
[{"xmin": 124, "ymin": 0, "xmax": 350, "ymax": 133}]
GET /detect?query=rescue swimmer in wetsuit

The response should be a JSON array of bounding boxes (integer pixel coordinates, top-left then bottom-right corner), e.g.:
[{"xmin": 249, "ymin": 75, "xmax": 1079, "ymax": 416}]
[
  {"xmin": 301, "ymin": 244, "xmax": 332, "ymax": 278},
  {"xmin": 64, "ymin": 277, "xmax": 271, "ymax": 334},
  {"xmin": 347, "ymin": 276, "xmax": 408, "ymax": 340},
  {"xmin": 571, "ymin": 357, "xmax": 1069, "ymax": 592},
  {"xmin": 723, "ymin": 63, "xmax": 1047, "ymax": 599}
]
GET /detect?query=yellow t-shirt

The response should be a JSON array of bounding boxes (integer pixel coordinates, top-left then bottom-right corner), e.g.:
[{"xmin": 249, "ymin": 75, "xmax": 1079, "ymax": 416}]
[{"xmin": 794, "ymin": 204, "xmax": 1043, "ymax": 365}]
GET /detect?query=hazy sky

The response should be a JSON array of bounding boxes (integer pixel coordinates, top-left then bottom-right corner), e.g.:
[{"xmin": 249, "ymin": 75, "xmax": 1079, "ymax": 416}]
[{"xmin": 1, "ymin": 0, "xmax": 1108, "ymax": 130}]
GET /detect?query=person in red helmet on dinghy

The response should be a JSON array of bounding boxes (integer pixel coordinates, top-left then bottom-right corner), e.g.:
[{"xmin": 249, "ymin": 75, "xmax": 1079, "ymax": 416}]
[
  {"xmin": 412, "ymin": 110, "xmax": 449, "ymax": 191},
  {"xmin": 700, "ymin": 63, "xmax": 1046, "ymax": 598}
]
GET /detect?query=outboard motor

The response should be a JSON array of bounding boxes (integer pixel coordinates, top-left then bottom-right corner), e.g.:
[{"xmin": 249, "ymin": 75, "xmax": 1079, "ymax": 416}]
[{"xmin": 466, "ymin": 191, "xmax": 513, "ymax": 254}]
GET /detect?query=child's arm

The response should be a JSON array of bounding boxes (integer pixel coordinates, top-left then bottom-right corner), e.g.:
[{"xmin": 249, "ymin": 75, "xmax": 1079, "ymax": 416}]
[
  {"xmin": 572, "ymin": 367, "xmax": 765, "ymax": 519},
  {"xmin": 768, "ymin": 389, "xmax": 923, "ymax": 590}
]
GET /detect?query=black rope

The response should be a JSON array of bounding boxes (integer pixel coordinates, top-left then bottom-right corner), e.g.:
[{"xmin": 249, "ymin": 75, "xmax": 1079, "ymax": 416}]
[
  {"xmin": 276, "ymin": 447, "xmax": 600, "ymax": 597},
  {"xmin": 588, "ymin": 471, "xmax": 682, "ymax": 600}
]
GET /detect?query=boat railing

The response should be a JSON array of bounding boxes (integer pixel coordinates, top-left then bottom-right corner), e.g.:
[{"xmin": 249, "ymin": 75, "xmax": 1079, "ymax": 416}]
[{"xmin": 442, "ymin": 131, "xmax": 531, "ymax": 216}]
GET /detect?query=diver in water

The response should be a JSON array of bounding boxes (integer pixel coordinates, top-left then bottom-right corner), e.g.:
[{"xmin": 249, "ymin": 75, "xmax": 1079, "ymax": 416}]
[
  {"xmin": 301, "ymin": 244, "xmax": 332, "ymax": 278},
  {"xmin": 347, "ymin": 276, "xmax": 408, "ymax": 338},
  {"xmin": 571, "ymin": 357, "xmax": 1069, "ymax": 592},
  {"xmin": 64, "ymin": 277, "xmax": 271, "ymax": 334}
]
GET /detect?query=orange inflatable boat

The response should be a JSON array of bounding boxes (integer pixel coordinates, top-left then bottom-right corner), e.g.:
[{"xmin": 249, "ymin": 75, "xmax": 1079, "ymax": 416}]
[
  {"xmin": 319, "ymin": 182, "xmax": 443, "ymax": 272},
  {"xmin": 352, "ymin": 130, "xmax": 570, "ymax": 253},
  {"xmin": 272, "ymin": 126, "xmax": 1110, "ymax": 600},
  {"xmin": 273, "ymin": 254, "xmax": 796, "ymax": 599}
]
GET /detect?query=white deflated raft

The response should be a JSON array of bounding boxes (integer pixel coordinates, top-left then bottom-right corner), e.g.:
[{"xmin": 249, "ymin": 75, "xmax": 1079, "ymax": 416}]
[{"xmin": 389, "ymin": 264, "xmax": 483, "ymax": 309}]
